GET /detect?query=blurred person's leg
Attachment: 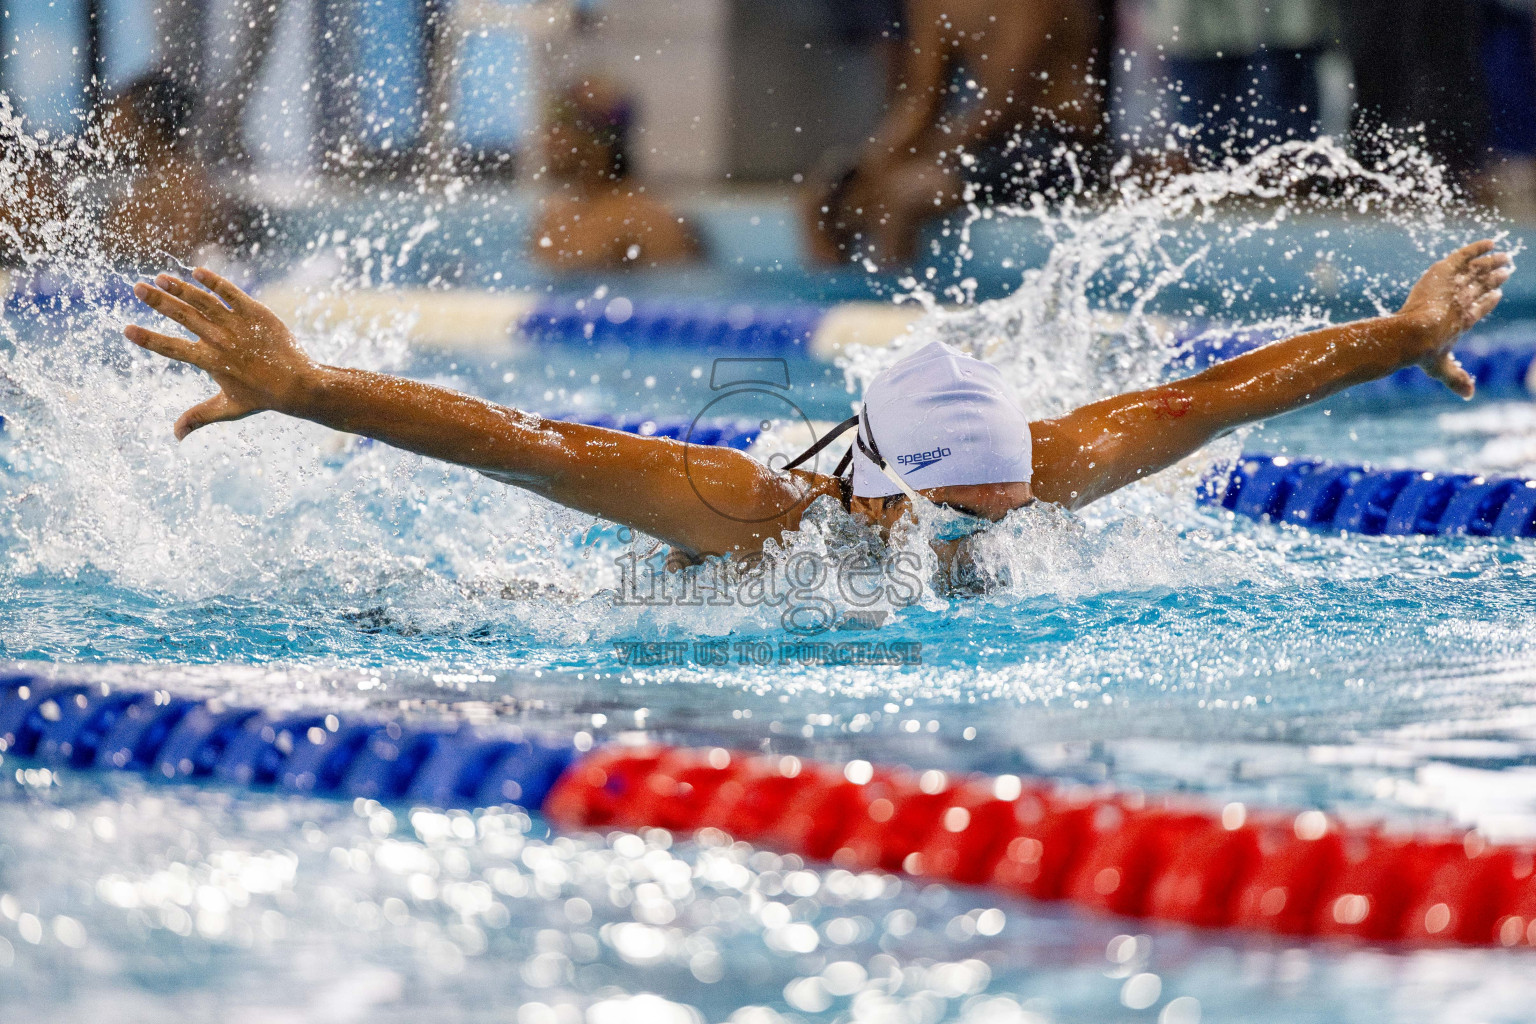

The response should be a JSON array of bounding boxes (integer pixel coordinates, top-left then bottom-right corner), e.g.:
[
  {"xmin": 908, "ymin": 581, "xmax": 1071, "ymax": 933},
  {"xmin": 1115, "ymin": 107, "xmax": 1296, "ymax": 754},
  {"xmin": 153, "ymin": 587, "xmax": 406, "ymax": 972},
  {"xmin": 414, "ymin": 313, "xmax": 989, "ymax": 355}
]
[
  {"xmin": 846, "ymin": 156, "xmax": 965, "ymax": 266},
  {"xmin": 201, "ymin": 0, "xmax": 287, "ymax": 166},
  {"xmin": 1342, "ymin": 0, "xmax": 1488, "ymax": 181},
  {"xmin": 1162, "ymin": 54, "xmax": 1246, "ymax": 164},
  {"xmin": 846, "ymin": 122, "xmax": 1106, "ymax": 266},
  {"xmin": 152, "ymin": 0, "xmax": 209, "ymax": 88},
  {"xmin": 836, "ymin": 122, "xmax": 1098, "ymax": 268},
  {"xmin": 1478, "ymin": 0, "xmax": 1536, "ymax": 217}
]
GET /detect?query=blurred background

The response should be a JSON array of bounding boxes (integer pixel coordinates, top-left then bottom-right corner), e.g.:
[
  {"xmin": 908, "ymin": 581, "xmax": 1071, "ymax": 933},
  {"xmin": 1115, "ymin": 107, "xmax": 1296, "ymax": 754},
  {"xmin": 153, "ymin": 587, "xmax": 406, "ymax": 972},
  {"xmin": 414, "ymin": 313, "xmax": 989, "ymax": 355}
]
[
  {"xmin": 1, "ymin": 0, "xmax": 1529, "ymax": 185},
  {"xmin": 1, "ymin": 0, "xmax": 1533, "ymax": 307}
]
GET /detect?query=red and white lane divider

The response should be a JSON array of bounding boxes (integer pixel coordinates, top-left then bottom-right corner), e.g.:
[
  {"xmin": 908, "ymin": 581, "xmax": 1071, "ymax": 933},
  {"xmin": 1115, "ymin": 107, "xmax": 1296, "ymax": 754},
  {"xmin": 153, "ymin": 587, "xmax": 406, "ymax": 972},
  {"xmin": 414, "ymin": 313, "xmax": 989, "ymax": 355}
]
[
  {"xmin": 544, "ymin": 745, "xmax": 1536, "ymax": 949},
  {"xmin": 5, "ymin": 676, "xmax": 1534, "ymax": 948}
]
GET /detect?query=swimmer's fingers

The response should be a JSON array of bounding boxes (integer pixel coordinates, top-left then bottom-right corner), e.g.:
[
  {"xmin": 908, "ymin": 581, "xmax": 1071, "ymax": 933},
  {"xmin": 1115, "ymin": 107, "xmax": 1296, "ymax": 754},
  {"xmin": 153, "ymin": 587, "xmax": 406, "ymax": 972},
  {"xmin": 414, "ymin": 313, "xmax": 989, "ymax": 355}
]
[
  {"xmin": 1470, "ymin": 285, "xmax": 1505, "ymax": 323},
  {"xmin": 123, "ymin": 324, "xmax": 210, "ymax": 369},
  {"xmin": 1449, "ymin": 239, "xmax": 1498, "ymax": 268},
  {"xmin": 1423, "ymin": 350, "xmax": 1477, "ymax": 400},
  {"xmin": 1470, "ymin": 250, "xmax": 1513, "ymax": 272},
  {"xmin": 190, "ymin": 267, "xmax": 254, "ymax": 314},
  {"xmin": 1463, "ymin": 251, "xmax": 1508, "ymax": 323},
  {"xmin": 155, "ymin": 274, "xmax": 231, "ymax": 320},
  {"xmin": 1470, "ymin": 252, "xmax": 1514, "ymax": 288},
  {"xmin": 132, "ymin": 281, "xmax": 217, "ymax": 338},
  {"xmin": 174, "ymin": 392, "xmax": 254, "ymax": 442}
]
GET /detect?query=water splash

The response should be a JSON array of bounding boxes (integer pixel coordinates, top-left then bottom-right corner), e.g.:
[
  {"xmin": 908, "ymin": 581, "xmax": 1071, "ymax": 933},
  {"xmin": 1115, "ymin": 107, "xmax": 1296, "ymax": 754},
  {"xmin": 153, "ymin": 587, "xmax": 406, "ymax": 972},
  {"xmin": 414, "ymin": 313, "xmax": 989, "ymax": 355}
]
[
  {"xmin": 841, "ymin": 134, "xmax": 1500, "ymax": 419},
  {"xmin": 0, "ymin": 116, "xmax": 1512, "ymax": 664}
]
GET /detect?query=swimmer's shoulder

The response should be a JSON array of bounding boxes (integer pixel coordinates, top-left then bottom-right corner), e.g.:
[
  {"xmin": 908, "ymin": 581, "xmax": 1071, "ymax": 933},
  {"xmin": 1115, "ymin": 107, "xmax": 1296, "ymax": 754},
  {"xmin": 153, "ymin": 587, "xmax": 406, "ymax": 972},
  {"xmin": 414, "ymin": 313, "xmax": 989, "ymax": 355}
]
[{"xmin": 787, "ymin": 468, "xmax": 848, "ymax": 512}]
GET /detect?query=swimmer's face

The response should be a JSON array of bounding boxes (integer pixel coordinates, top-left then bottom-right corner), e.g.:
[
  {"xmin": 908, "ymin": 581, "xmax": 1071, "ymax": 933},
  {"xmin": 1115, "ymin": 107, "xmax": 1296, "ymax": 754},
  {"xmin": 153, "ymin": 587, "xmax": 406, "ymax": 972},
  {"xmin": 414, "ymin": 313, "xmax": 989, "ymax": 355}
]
[
  {"xmin": 919, "ymin": 482, "xmax": 1035, "ymax": 521},
  {"xmin": 852, "ymin": 481, "xmax": 1035, "ymax": 538}
]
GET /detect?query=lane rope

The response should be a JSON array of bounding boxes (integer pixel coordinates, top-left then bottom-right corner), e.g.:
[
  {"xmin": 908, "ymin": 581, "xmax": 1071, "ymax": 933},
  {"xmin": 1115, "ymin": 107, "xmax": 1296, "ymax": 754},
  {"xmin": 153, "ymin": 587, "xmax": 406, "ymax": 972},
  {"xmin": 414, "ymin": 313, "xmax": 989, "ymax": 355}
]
[
  {"xmin": 6, "ymin": 271, "xmax": 1536, "ymax": 394},
  {"xmin": 1203, "ymin": 454, "xmax": 1536, "ymax": 537},
  {"xmin": 7, "ymin": 398, "xmax": 1533, "ymax": 537},
  {"xmin": 3, "ymin": 676, "xmax": 1534, "ymax": 948},
  {"xmin": 543, "ymin": 416, "xmax": 1536, "ymax": 538}
]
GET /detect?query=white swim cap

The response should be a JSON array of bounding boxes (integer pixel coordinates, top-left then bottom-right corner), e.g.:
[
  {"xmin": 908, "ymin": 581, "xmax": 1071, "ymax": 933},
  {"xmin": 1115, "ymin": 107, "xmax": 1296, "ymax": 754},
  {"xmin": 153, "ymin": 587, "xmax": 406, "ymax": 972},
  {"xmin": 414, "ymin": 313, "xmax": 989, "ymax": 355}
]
[{"xmin": 850, "ymin": 341, "xmax": 1032, "ymax": 498}]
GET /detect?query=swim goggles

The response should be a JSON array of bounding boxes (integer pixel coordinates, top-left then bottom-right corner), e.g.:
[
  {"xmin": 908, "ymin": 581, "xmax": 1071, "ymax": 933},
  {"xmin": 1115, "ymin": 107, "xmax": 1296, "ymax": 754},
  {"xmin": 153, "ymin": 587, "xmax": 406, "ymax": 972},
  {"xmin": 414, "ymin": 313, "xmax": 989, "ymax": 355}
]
[
  {"xmin": 870, "ymin": 458, "xmax": 994, "ymax": 541},
  {"xmin": 782, "ymin": 413, "xmax": 995, "ymax": 542}
]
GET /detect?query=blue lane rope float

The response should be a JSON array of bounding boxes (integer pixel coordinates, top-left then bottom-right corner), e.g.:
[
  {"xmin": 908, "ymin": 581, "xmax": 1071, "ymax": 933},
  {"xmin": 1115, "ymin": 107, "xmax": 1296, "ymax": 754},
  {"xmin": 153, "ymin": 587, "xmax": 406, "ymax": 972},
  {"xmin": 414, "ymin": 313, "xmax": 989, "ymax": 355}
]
[
  {"xmin": 5, "ymin": 269, "xmax": 1536, "ymax": 398},
  {"xmin": 1205, "ymin": 454, "xmax": 1536, "ymax": 537},
  {"xmin": 0, "ymin": 678, "xmax": 578, "ymax": 809},
  {"xmin": 0, "ymin": 275, "xmax": 834, "ymax": 359},
  {"xmin": 520, "ymin": 295, "xmax": 827, "ymax": 356},
  {"xmin": 538, "ymin": 414, "xmax": 1536, "ymax": 537},
  {"xmin": 6, "ymin": 676, "xmax": 1536, "ymax": 948},
  {"xmin": 519, "ymin": 303, "xmax": 1536, "ymax": 402}
]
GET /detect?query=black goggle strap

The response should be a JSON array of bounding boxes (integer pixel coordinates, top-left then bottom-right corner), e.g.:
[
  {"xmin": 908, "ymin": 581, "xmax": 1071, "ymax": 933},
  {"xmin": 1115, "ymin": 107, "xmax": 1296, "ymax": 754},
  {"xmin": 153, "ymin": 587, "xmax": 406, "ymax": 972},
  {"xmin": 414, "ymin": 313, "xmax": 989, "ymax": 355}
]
[
  {"xmin": 854, "ymin": 411, "xmax": 884, "ymax": 470},
  {"xmin": 781, "ymin": 410, "xmax": 887, "ymax": 500},
  {"xmin": 830, "ymin": 444, "xmax": 854, "ymax": 482},
  {"xmin": 784, "ymin": 410, "xmax": 989, "ymax": 534},
  {"xmin": 782, "ymin": 414, "xmax": 861, "ymax": 475}
]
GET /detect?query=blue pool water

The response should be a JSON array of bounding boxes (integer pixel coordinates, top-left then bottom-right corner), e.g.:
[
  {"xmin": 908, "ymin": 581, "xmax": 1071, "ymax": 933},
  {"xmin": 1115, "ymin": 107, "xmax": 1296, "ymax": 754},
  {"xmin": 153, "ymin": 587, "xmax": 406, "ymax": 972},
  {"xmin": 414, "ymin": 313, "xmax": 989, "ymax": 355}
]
[
  {"xmin": 7, "ymin": 140, "xmax": 1536, "ymax": 1022},
  {"xmin": 7, "ymin": 338, "xmax": 1536, "ymax": 1022}
]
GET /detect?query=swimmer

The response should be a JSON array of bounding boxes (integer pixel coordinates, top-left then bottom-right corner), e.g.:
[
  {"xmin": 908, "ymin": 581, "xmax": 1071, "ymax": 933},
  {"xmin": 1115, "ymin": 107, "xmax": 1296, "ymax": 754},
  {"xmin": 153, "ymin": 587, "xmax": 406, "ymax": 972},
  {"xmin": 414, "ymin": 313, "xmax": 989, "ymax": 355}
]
[
  {"xmin": 531, "ymin": 79, "xmax": 700, "ymax": 271},
  {"xmin": 98, "ymin": 74, "xmax": 235, "ymax": 264},
  {"xmin": 124, "ymin": 241, "xmax": 1512, "ymax": 563}
]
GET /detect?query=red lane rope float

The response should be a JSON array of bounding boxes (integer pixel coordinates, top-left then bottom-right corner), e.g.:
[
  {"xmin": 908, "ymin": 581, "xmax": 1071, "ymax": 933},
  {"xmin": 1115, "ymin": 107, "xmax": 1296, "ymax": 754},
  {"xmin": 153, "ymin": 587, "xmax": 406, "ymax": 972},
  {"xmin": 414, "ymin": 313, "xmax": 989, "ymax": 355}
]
[
  {"xmin": 8, "ymin": 677, "xmax": 1536, "ymax": 949},
  {"xmin": 542, "ymin": 745, "xmax": 1536, "ymax": 949}
]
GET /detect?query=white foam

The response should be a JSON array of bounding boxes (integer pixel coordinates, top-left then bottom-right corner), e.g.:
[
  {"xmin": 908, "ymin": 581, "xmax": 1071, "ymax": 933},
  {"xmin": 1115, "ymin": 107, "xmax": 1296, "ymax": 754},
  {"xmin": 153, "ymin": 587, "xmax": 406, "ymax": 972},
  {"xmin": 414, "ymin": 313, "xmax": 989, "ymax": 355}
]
[{"xmin": 0, "ymin": 113, "xmax": 1500, "ymax": 660}]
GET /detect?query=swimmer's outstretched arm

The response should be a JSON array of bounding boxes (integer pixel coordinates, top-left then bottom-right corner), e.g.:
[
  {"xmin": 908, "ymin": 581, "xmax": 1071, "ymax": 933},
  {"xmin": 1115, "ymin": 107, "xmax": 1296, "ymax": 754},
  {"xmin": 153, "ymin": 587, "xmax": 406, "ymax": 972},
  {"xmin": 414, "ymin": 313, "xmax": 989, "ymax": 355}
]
[
  {"xmin": 124, "ymin": 270, "xmax": 805, "ymax": 558},
  {"xmin": 1029, "ymin": 240, "xmax": 1514, "ymax": 509}
]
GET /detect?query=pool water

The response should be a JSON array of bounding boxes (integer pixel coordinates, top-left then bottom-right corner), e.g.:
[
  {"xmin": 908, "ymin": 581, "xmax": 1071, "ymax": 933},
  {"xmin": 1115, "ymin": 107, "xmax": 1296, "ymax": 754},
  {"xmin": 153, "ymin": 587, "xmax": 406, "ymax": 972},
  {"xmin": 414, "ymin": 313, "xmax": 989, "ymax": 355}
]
[{"xmin": 6, "ymin": 138, "xmax": 1536, "ymax": 1022}]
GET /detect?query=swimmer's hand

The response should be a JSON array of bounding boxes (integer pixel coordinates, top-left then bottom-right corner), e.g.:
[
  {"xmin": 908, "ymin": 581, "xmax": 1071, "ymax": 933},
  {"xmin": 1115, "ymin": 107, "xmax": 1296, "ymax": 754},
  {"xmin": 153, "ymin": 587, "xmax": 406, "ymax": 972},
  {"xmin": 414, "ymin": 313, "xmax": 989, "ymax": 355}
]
[
  {"xmin": 1397, "ymin": 239, "xmax": 1514, "ymax": 399},
  {"xmin": 123, "ymin": 268, "xmax": 803, "ymax": 559},
  {"xmin": 125, "ymin": 269, "xmax": 316, "ymax": 440}
]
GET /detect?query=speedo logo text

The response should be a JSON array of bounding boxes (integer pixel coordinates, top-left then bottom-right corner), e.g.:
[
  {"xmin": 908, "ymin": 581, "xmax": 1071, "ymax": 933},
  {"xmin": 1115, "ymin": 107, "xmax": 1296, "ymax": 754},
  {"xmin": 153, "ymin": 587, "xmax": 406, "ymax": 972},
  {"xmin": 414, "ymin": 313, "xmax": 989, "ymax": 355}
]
[{"xmin": 895, "ymin": 446, "xmax": 951, "ymax": 471}]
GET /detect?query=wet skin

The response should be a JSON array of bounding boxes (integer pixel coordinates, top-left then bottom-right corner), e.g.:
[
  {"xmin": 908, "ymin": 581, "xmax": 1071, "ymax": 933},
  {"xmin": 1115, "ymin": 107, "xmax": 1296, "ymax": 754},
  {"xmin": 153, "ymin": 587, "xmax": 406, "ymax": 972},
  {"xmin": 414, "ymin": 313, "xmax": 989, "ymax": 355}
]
[
  {"xmin": 807, "ymin": 0, "xmax": 1102, "ymax": 266},
  {"xmin": 124, "ymin": 242, "xmax": 1511, "ymax": 562}
]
